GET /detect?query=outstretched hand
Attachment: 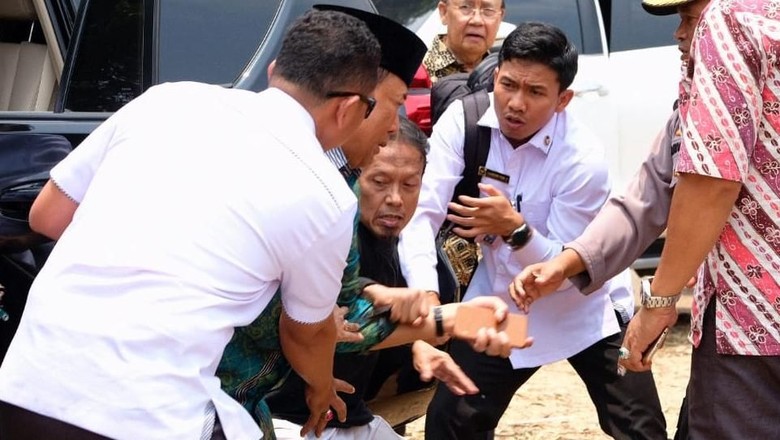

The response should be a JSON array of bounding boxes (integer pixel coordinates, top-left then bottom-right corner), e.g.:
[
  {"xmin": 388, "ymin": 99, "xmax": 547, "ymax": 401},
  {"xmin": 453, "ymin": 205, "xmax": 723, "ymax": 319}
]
[
  {"xmin": 412, "ymin": 340, "xmax": 478, "ymax": 395},
  {"xmin": 509, "ymin": 261, "xmax": 566, "ymax": 312},
  {"xmin": 458, "ymin": 296, "xmax": 533, "ymax": 357},
  {"xmin": 509, "ymin": 248, "xmax": 584, "ymax": 312}
]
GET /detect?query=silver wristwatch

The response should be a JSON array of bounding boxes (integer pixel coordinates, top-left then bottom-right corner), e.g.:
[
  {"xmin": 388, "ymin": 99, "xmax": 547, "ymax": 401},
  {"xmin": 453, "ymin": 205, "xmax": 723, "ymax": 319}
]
[{"xmin": 640, "ymin": 277, "xmax": 681, "ymax": 309}]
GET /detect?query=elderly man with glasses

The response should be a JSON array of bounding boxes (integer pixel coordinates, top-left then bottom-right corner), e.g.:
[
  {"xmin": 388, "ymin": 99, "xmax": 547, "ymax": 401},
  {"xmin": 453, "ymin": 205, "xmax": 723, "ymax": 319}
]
[{"xmin": 422, "ymin": 0, "xmax": 505, "ymax": 83}]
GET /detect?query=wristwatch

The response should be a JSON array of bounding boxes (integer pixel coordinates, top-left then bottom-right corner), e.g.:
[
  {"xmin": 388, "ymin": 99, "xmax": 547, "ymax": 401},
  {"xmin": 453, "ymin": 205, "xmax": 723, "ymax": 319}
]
[
  {"xmin": 640, "ymin": 277, "xmax": 681, "ymax": 309},
  {"xmin": 502, "ymin": 223, "xmax": 533, "ymax": 251}
]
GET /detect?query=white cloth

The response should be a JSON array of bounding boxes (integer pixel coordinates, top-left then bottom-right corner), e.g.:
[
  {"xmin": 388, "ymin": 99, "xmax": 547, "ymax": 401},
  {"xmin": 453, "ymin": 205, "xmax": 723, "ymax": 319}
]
[
  {"xmin": 272, "ymin": 417, "xmax": 403, "ymax": 440},
  {"xmin": 399, "ymin": 93, "xmax": 625, "ymax": 368},
  {"xmin": 0, "ymin": 83, "xmax": 356, "ymax": 440}
]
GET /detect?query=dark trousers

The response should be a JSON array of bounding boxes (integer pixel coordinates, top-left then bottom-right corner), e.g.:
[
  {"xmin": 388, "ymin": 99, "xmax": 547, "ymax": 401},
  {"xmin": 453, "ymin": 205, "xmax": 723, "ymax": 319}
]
[
  {"xmin": 425, "ymin": 314, "xmax": 667, "ymax": 440},
  {"xmin": 0, "ymin": 400, "xmax": 227, "ymax": 440},
  {"xmin": 688, "ymin": 302, "xmax": 780, "ymax": 439}
]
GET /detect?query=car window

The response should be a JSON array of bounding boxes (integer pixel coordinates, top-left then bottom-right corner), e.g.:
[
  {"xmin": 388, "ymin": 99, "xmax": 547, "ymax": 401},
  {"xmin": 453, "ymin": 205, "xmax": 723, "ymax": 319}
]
[
  {"xmin": 61, "ymin": 0, "xmax": 143, "ymax": 112},
  {"xmin": 62, "ymin": 0, "xmax": 282, "ymax": 112},
  {"xmin": 502, "ymin": 0, "xmax": 602, "ymax": 55},
  {"xmin": 373, "ymin": 0, "xmax": 437, "ymax": 29},
  {"xmin": 608, "ymin": 0, "xmax": 678, "ymax": 51},
  {"xmin": 158, "ymin": 0, "xmax": 281, "ymax": 85},
  {"xmin": 376, "ymin": 0, "xmax": 603, "ymax": 56}
]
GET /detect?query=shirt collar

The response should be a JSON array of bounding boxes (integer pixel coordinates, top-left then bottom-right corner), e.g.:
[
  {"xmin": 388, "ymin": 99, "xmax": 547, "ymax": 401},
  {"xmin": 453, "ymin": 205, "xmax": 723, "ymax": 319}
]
[
  {"xmin": 424, "ymin": 35, "xmax": 461, "ymax": 73},
  {"xmin": 325, "ymin": 147, "xmax": 361, "ymax": 181}
]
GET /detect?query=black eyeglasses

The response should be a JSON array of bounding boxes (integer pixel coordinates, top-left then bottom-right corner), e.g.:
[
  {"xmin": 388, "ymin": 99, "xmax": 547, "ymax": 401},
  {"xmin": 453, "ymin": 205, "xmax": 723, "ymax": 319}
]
[{"xmin": 326, "ymin": 91, "xmax": 377, "ymax": 119}]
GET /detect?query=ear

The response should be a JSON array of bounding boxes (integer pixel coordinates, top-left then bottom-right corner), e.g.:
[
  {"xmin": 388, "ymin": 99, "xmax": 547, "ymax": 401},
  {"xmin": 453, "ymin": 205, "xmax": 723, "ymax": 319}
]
[
  {"xmin": 266, "ymin": 59, "xmax": 276, "ymax": 81},
  {"xmin": 333, "ymin": 95, "xmax": 362, "ymax": 130},
  {"xmin": 555, "ymin": 89, "xmax": 574, "ymax": 112},
  {"xmin": 492, "ymin": 66, "xmax": 499, "ymax": 85},
  {"xmin": 438, "ymin": 1, "xmax": 449, "ymax": 25}
]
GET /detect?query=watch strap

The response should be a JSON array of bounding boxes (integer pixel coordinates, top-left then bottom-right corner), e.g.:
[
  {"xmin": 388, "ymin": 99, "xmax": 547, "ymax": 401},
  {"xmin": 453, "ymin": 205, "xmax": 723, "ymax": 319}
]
[
  {"xmin": 434, "ymin": 306, "xmax": 445, "ymax": 337},
  {"xmin": 641, "ymin": 278, "xmax": 681, "ymax": 308}
]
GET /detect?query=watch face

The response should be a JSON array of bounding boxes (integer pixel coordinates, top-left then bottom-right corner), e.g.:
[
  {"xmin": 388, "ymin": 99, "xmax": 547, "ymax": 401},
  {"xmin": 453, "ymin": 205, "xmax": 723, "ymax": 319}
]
[{"xmin": 510, "ymin": 224, "xmax": 531, "ymax": 248}]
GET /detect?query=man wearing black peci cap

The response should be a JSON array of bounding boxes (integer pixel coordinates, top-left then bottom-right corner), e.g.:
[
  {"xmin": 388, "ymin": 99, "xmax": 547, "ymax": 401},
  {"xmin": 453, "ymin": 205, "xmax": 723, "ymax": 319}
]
[{"xmin": 216, "ymin": 5, "xmax": 520, "ymax": 440}]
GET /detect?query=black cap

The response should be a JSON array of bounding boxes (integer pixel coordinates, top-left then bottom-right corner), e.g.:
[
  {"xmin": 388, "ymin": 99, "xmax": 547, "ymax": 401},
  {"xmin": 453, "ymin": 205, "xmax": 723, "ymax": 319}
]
[
  {"xmin": 314, "ymin": 4, "xmax": 427, "ymax": 86},
  {"xmin": 642, "ymin": 0, "xmax": 697, "ymax": 16}
]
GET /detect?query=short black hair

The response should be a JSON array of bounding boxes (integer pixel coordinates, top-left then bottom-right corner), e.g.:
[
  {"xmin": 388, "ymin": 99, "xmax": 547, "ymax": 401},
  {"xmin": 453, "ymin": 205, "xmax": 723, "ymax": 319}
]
[
  {"xmin": 392, "ymin": 115, "xmax": 429, "ymax": 172},
  {"xmin": 498, "ymin": 22, "xmax": 578, "ymax": 91},
  {"xmin": 274, "ymin": 10, "xmax": 381, "ymax": 99}
]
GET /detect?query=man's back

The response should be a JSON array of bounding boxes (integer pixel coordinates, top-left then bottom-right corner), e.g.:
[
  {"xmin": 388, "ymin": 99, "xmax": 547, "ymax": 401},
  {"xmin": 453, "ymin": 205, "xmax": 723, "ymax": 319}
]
[{"xmin": 0, "ymin": 82, "xmax": 356, "ymax": 439}]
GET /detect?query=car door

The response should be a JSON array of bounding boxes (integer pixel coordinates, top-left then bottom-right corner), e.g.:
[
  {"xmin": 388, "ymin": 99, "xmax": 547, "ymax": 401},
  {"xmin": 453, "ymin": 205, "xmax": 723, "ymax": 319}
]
[
  {"xmin": 0, "ymin": 0, "xmax": 380, "ymax": 361},
  {"xmin": 601, "ymin": 0, "xmax": 679, "ymax": 193},
  {"xmin": 0, "ymin": 0, "xmax": 89, "ymax": 363}
]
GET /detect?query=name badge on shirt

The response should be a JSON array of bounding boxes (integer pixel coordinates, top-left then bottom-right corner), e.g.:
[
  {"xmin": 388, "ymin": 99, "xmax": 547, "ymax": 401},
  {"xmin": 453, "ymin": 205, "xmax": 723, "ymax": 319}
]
[{"xmin": 478, "ymin": 166, "xmax": 510, "ymax": 184}]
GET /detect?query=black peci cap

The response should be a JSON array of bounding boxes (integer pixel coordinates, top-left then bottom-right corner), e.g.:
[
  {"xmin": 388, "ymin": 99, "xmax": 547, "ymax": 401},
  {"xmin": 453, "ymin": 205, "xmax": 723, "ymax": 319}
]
[{"xmin": 314, "ymin": 4, "xmax": 427, "ymax": 86}]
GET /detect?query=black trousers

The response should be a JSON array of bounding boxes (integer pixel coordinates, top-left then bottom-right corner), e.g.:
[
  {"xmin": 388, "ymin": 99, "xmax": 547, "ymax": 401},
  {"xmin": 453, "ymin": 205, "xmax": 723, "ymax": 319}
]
[
  {"xmin": 0, "ymin": 400, "xmax": 227, "ymax": 440},
  {"xmin": 688, "ymin": 302, "xmax": 780, "ymax": 439},
  {"xmin": 425, "ymin": 314, "xmax": 667, "ymax": 440}
]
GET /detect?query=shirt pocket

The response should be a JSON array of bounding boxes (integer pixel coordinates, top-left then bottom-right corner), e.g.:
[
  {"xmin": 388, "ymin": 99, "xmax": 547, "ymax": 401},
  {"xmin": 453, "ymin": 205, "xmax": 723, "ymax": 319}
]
[{"xmin": 520, "ymin": 201, "xmax": 551, "ymax": 234}]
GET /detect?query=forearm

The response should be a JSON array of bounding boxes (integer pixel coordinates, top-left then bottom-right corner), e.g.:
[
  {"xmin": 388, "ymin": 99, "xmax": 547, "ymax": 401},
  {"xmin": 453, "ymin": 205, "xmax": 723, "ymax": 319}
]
[
  {"xmin": 651, "ymin": 173, "xmax": 741, "ymax": 296},
  {"xmin": 279, "ymin": 311, "xmax": 337, "ymax": 392},
  {"xmin": 371, "ymin": 303, "xmax": 455, "ymax": 350},
  {"xmin": 569, "ymin": 125, "xmax": 675, "ymax": 292}
]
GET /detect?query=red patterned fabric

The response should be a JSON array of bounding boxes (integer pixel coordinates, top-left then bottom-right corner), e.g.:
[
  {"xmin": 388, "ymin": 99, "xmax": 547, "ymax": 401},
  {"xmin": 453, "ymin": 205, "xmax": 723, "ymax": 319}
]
[{"xmin": 677, "ymin": 0, "xmax": 780, "ymax": 355}]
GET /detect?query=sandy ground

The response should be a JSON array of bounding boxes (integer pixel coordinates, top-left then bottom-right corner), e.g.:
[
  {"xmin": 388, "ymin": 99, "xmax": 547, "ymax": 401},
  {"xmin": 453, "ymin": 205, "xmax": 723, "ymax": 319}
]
[{"xmin": 404, "ymin": 317, "xmax": 692, "ymax": 440}]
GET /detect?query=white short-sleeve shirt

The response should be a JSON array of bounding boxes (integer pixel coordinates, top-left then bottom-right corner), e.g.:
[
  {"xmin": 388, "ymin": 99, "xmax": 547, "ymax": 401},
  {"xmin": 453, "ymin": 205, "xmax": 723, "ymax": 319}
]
[{"xmin": 0, "ymin": 83, "xmax": 355, "ymax": 439}]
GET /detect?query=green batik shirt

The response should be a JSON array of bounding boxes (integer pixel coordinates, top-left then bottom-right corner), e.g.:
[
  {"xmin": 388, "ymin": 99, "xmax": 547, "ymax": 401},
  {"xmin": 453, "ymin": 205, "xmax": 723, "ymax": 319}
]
[{"xmin": 217, "ymin": 172, "xmax": 397, "ymax": 439}]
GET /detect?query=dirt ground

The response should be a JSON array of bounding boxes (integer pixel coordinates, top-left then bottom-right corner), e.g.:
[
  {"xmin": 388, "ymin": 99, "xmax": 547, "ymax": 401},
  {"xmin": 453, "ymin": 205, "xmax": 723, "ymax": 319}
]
[{"xmin": 404, "ymin": 317, "xmax": 692, "ymax": 440}]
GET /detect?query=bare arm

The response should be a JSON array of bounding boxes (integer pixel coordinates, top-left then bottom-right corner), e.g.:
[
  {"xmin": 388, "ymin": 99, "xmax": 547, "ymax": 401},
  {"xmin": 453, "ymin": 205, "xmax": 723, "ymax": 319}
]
[
  {"xmin": 651, "ymin": 173, "xmax": 741, "ymax": 296},
  {"xmin": 29, "ymin": 180, "xmax": 78, "ymax": 240},
  {"xmin": 621, "ymin": 172, "xmax": 741, "ymax": 372},
  {"xmin": 371, "ymin": 296, "xmax": 527, "ymax": 357},
  {"xmin": 279, "ymin": 309, "xmax": 348, "ymax": 436}
]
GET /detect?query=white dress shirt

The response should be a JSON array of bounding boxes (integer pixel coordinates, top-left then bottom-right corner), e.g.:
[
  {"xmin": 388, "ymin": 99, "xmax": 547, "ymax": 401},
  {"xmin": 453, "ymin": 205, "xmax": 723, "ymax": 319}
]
[
  {"xmin": 399, "ymin": 93, "xmax": 628, "ymax": 368},
  {"xmin": 0, "ymin": 83, "xmax": 355, "ymax": 439}
]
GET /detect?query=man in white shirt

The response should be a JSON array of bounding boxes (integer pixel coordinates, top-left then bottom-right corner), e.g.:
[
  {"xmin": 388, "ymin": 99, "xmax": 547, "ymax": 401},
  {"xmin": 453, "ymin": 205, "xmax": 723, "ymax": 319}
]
[
  {"xmin": 399, "ymin": 22, "xmax": 664, "ymax": 439},
  {"xmin": 0, "ymin": 9, "xmax": 381, "ymax": 440}
]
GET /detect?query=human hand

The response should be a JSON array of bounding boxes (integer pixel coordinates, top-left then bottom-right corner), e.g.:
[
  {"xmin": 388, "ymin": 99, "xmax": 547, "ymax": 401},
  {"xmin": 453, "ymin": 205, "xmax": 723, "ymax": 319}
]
[
  {"xmin": 364, "ymin": 284, "xmax": 439, "ymax": 326},
  {"xmin": 447, "ymin": 183, "xmax": 522, "ymax": 239},
  {"xmin": 618, "ymin": 307, "xmax": 678, "ymax": 374},
  {"xmin": 509, "ymin": 261, "xmax": 566, "ymax": 312},
  {"xmin": 411, "ymin": 340, "xmax": 478, "ymax": 395},
  {"xmin": 333, "ymin": 306, "xmax": 363, "ymax": 343},
  {"xmin": 300, "ymin": 378, "xmax": 353, "ymax": 438},
  {"xmin": 449, "ymin": 296, "xmax": 533, "ymax": 357}
]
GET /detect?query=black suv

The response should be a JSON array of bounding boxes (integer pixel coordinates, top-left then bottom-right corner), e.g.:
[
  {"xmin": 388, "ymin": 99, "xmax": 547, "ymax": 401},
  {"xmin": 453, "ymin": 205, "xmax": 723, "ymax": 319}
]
[{"xmin": 0, "ymin": 0, "xmax": 382, "ymax": 357}]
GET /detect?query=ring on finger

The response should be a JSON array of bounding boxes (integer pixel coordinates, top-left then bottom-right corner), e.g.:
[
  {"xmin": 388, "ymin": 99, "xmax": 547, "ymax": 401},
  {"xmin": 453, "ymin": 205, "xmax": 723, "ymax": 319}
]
[{"xmin": 618, "ymin": 346, "xmax": 630, "ymax": 360}]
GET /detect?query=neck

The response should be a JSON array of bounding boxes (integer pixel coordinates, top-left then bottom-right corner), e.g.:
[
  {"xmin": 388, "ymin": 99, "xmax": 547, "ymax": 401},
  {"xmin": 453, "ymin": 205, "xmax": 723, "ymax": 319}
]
[{"xmin": 270, "ymin": 76, "xmax": 332, "ymax": 150}]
